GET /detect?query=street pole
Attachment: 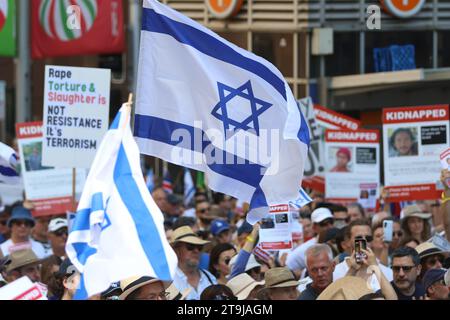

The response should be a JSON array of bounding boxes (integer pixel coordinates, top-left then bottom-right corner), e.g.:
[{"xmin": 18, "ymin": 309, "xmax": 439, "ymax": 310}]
[
  {"xmin": 15, "ymin": 0, "xmax": 31, "ymax": 123},
  {"xmin": 129, "ymin": 0, "xmax": 141, "ymax": 131}
]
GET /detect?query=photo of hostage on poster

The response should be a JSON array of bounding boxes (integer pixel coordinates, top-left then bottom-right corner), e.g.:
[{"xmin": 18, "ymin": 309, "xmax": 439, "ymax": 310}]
[
  {"xmin": 325, "ymin": 130, "xmax": 380, "ymax": 202},
  {"xmin": 383, "ymin": 105, "xmax": 449, "ymax": 201},
  {"xmin": 259, "ymin": 204, "xmax": 293, "ymax": 251}
]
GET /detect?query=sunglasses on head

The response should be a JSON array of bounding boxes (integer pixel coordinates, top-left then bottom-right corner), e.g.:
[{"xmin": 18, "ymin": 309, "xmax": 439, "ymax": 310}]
[
  {"xmin": 185, "ymin": 243, "xmax": 203, "ymax": 251},
  {"xmin": 319, "ymin": 219, "xmax": 334, "ymax": 227},
  {"xmin": 392, "ymin": 265, "xmax": 415, "ymax": 273}
]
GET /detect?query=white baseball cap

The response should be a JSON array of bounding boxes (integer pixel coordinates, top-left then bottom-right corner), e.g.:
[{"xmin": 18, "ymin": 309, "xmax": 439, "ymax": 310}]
[
  {"xmin": 48, "ymin": 218, "xmax": 68, "ymax": 233},
  {"xmin": 311, "ymin": 208, "xmax": 333, "ymax": 224}
]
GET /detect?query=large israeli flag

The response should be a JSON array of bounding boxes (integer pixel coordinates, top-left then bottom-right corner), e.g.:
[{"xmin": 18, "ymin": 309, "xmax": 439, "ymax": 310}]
[
  {"xmin": 0, "ymin": 142, "xmax": 20, "ymax": 185},
  {"xmin": 65, "ymin": 104, "xmax": 178, "ymax": 299},
  {"xmin": 134, "ymin": 0, "xmax": 310, "ymax": 224}
]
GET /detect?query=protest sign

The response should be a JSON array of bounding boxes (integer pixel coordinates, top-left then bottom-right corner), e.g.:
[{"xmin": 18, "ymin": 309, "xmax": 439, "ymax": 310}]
[
  {"xmin": 259, "ymin": 204, "xmax": 293, "ymax": 250},
  {"xmin": 298, "ymin": 98, "xmax": 362, "ymax": 193},
  {"xmin": 382, "ymin": 105, "xmax": 449, "ymax": 201},
  {"xmin": 0, "ymin": 277, "xmax": 47, "ymax": 300},
  {"xmin": 42, "ymin": 65, "xmax": 110, "ymax": 168},
  {"xmin": 325, "ymin": 130, "xmax": 380, "ymax": 202},
  {"xmin": 358, "ymin": 183, "xmax": 378, "ymax": 214},
  {"xmin": 440, "ymin": 147, "xmax": 450, "ymax": 188},
  {"xmin": 16, "ymin": 122, "xmax": 86, "ymax": 216}
]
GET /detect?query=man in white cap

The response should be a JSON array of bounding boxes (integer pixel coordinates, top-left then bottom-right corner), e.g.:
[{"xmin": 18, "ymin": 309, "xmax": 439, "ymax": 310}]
[
  {"xmin": 170, "ymin": 226, "xmax": 217, "ymax": 300},
  {"xmin": 47, "ymin": 218, "xmax": 68, "ymax": 259},
  {"xmin": 286, "ymin": 207, "xmax": 334, "ymax": 277}
]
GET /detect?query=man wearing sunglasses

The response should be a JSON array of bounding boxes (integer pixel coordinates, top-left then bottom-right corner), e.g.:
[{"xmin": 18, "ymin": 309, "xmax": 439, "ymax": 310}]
[
  {"xmin": 415, "ymin": 242, "xmax": 448, "ymax": 280},
  {"xmin": 0, "ymin": 206, "xmax": 47, "ymax": 259},
  {"xmin": 333, "ymin": 219, "xmax": 393, "ymax": 291},
  {"xmin": 170, "ymin": 226, "xmax": 217, "ymax": 300},
  {"xmin": 47, "ymin": 218, "xmax": 68, "ymax": 259},
  {"xmin": 286, "ymin": 207, "xmax": 335, "ymax": 278},
  {"xmin": 390, "ymin": 246, "xmax": 426, "ymax": 300}
]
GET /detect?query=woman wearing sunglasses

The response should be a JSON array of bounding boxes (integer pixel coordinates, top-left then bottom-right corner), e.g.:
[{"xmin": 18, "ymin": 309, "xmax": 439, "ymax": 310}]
[{"xmin": 208, "ymin": 243, "xmax": 236, "ymax": 285}]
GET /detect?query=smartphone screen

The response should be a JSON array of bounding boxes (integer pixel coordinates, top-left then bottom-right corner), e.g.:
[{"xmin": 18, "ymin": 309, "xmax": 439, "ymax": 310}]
[{"xmin": 355, "ymin": 237, "xmax": 367, "ymax": 263}]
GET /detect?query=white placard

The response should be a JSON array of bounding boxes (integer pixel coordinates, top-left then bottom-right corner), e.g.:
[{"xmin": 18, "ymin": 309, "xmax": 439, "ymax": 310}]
[
  {"xmin": 259, "ymin": 204, "xmax": 293, "ymax": 251},
  {"xmin": 16, "ymin": 121, "xmax": 86, "ymax": 216},
  {"xmin": 42, "ymin": 65, "xmax": 110, "ymax": 168},
  {"xmin": 325, "ymin": 130, "xmax": 380, "ymax": 201},
  {"xmin": 0, "ymin": 277, "xmax": 47, "ymax": 300},
  {"xmin": 382, "ymin": 105, "xmax": 449, "ymax": 201}
]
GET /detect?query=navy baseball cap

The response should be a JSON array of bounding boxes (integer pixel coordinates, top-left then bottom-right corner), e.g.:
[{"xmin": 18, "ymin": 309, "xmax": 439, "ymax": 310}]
[
  {"xmin": 210, "ymin": 219, "xmax": 230, "ymax": 236},
  {"xmin": 423, "ymin": 268, "xmax": 447, "ymax": 291}
]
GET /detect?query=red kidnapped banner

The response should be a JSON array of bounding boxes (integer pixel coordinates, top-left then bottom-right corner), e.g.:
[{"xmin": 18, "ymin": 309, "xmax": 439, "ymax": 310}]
[
  {"xmin": 383, "ymin": 105, "xmax": 449, "ymax": 124},
  {"xmin": 31, "ymin": 0, "xmax": 125, "ymax": 59},
  {"xmin": 325, "ymin": 130, "xmax": 380, "ymax": 143}
]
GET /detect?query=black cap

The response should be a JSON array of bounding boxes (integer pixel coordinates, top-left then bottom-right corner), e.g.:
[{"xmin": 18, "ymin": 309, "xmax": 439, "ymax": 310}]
[
  {"xmin": 55, "ymin": 258, "xmax": 77, "ymax": 278},
  {"xmin": 101, "ymin": 282, "xmax": 122, "ymax": 298}
]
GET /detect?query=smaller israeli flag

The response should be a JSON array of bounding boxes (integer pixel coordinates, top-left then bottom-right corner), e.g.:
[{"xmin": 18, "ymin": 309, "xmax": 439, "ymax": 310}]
[
  {"xmin": 65, "ymin": 104, "xmax": 178, "ymax": 299},
  {"xmin": 162, "ymin": 168, "xmax": 173, "ymax": 194},
  {"xmin": 184, "ymin": 168, "xmax": 195, "ymax": 206},
  {"xmin": 289, "ymin": 188, "xmax": 312, "ymax": 209},
  {"xmin": 0, "ymin": 142, "xmax": 20, "ymax": 185}
]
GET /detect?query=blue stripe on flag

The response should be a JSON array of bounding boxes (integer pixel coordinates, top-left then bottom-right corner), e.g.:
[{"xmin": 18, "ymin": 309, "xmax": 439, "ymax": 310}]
[
  {"xmin": 298, "ymin": 108, "xmax": 311, "ymax": 147},
  {"xmin": 110, "ymin": 111, "xmax": 121, "ymax": 130},
  {"xmin": 91, "ymin": 193, "xmax": 104, "ymax": 213},
  {"xmin": 73, "ymin": 273, "xmax": 88, "ymax": 300},
  {"xmin": 299, "ymin": 188, "xmax": 311, "ymax": 201},
  {"xmin": 134, "ymin": 114, "xmax": 265, "ymax": 189},
  {"xmin": 72, "ymin": 242, "xmax": 97, "ymax": 265},
  {"xmin": 113, "ymin": 143, "xmax": 172, "ymax": 280},
  {"xmin": 71, "ymin": 208, "xmax": 91, "ymax": 232},
  {"xmin": 0, "ymin": 165, "xmax": 18, "ymax": 177},
  {"xmin": 142, "ymin": 8, "xmax": 286, "ymax": 101}
]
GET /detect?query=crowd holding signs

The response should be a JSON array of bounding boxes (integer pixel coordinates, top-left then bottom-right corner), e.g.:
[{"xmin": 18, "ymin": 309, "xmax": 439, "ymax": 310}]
[{"xmin": 0, "ymin": 0, "xmax": 449, "ymax": 303}]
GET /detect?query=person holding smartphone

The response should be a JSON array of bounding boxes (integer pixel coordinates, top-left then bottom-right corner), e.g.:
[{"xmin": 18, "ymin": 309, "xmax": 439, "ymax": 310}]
[{"xmin": 333, "ymin": 219, "xmax": 393, "ymax": 292}]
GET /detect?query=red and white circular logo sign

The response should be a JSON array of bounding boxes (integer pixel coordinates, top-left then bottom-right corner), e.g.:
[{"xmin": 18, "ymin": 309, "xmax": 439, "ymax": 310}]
[
  {"xmin": 206, "ymin": 0, "xmax": 244, "ymax": 19},
  {"xmin": 381, "ymin": 0, "xmax": 425, "ymax": 18},
  {"xmin": 0, "ymin": 0, "xmax": 8, "ymax": 32}
]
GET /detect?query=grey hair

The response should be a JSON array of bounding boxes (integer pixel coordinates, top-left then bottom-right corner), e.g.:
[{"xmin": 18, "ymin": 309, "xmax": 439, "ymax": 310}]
[{"xmin": 305, "ymin": 244, "xmax": 333, "ymax": 266}]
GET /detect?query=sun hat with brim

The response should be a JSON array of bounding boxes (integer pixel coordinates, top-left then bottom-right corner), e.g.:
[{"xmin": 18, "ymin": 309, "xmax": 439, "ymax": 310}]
[
  {"xmin": 260, "ymin": 267, "xmax": 298, "ymax": 291},
  {"xmin": 119, "ymin": 276, "xmax": 171, "ymax": 300},
  {"xmin": 400, "ymin": 205, "xmax": 431, "ymax": 222},
  {"xmin": 166, "ymin": 283, "xmax": 191, "ymax": 300},
  {"xmin": 415, "ymin": 242, "xmax": 446, "ymax": 260},
  {"xmin": 6, "ymin": 249, "xmax": 42, "ymax": 273},
  {"xmin": 7, "ymin": 206, "xmax": 35, "ymax": 228},
  {"xmin": 423, "ymin": 268, "xmax": 447, "ymax": 291},
  {"xmin": 170, "ymin": 226, "xmax": 210, "ymax": 245},
  {"xmin": 227, "ymin": 273, "xmax": 265, "ymax": 300},
  {"xmin": 317, "ymin": 276, "xmax": 373, "ymax": 300}
]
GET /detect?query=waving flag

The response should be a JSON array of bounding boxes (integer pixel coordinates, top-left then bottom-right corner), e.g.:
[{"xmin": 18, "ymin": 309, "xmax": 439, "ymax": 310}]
[
  {"xmin": 0, "ymin": 141, "xmax": 20, "ymax": 184},
  {"xmin": 66, "ymin": 104, "xmax": 178, "ymax": 299},
  {"xmin": 134, "ymin": 0, "xmax": 310, "ymax": 224},
  {"xmin": 184, "ymin": 168, "xmax": 195, "ymax": 206}
]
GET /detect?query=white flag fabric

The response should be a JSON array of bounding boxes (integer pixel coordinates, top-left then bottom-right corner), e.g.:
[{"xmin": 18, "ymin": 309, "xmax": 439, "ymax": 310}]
[
  {"xmin": 65, "ymin": 104, "xmax": 178, "ymax": 299},
  {"xmin": 184, "ymin": 168, "xmax": 195, "ymax": 206},
  {"xmin": 134, "ymin": 0, "xmax": 310, "ymax": 224},
  {"xmin": 0, "ymin": 142, "xmax": 20, "ymax": 185}
]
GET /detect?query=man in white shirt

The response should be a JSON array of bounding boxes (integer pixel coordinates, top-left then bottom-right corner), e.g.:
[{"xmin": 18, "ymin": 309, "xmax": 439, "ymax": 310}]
[
  {"xmin": 333, "ymin": 219, "xmax": 393, "ymax": 291},
  {"xmin": 0, "ymin": 206, "xmax": 47, "ymax": 259},
  {"xmin": 170, "ymin": 226, "xmax": 217, "ymax": 300},
  {"xmin": 286, "ymin": 207, "xmax": 335, "ymax": 277}
]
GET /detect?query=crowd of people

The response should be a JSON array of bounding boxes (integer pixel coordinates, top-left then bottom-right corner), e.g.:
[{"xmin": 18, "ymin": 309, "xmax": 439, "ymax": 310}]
[{"xmin": 0, "ymin": 169, "xmax": 449, "ymax": 301}]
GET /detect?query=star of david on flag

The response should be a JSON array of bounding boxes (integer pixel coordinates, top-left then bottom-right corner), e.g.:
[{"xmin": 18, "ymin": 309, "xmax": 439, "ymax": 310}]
[
  {"xmin": 134, "ymin": 0, "xmax": 310, "ymax": 224},
  {"xmin": 211, "ymin": 81, "xmax": 272, "ymax": 136}
]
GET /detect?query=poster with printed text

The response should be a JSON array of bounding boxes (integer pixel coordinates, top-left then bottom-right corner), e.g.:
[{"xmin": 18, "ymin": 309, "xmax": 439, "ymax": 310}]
[
  {"xmin": 42, "ymin": 65, "xmax": 110, "ymax": 168},
  {"xmin": 382, "ymin": 105, "xmax": 449, "ymax": 201}
]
